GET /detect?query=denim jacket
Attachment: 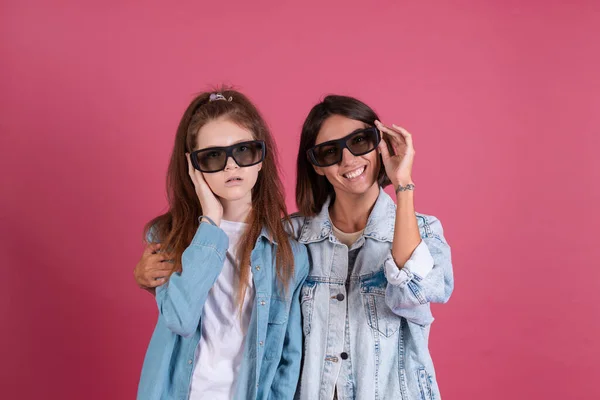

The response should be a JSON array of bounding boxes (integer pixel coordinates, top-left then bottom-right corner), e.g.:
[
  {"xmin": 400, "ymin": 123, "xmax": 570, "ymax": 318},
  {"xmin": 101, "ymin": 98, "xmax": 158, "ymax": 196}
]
[
  {"xmin": 289, "ymin": 188, "xmax": 454, "ymax": 400},
  {"xmin": 137, "ymin": 223, "xmax": 309, "ymax": 400}
]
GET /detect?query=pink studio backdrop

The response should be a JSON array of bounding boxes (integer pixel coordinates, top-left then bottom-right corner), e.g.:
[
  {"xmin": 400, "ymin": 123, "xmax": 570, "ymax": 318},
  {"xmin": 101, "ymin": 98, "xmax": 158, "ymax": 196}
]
[{"xmin": 1, "ymin": 1, "xmax": 599, "ymax": 399}]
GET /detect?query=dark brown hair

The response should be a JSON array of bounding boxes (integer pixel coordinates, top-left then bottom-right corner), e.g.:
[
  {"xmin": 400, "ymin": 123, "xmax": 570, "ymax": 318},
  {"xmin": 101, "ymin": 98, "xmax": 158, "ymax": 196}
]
[
  {"xmin": 145, "ymin": 87, "xmax": 294, "ymax": 307},
  {"xmin": 296, "ymin": 95, "xmax": 391, "ymax": 215}
]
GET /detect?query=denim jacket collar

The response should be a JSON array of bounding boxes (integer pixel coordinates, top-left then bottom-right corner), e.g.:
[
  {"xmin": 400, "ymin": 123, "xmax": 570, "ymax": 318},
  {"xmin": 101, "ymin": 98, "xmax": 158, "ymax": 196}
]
[
  {"xmin": 258, "ymin": 226, "xmax": 277, "ymax": 245},
  {"xmin": 299, "ymin": 187, "xmax": 396, "ymax": 244}
]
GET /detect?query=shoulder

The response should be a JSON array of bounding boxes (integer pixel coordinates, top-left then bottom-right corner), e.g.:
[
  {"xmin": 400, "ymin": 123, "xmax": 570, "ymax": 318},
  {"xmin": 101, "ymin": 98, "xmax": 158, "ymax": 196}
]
[{"xmin": 415, "ymin": 212, "xmax": 446, "ymax": 241}]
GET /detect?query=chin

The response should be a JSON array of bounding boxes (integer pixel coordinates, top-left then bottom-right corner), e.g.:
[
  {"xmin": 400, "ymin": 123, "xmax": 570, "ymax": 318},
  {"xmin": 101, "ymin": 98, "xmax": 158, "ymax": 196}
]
[
  {"xmin": 215, "ymin": 186, "xmax": 252, "ymax": 202},
  {"xmin": 339, "ymin": 179, "xmax": 378, "ymax": 196}
]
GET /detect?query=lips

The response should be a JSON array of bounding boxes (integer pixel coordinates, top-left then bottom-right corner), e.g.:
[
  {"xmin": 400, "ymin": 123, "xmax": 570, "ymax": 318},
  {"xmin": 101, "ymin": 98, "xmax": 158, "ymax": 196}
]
[
  {"xmin": 226, "ymin": 176, "xmax": 242, "ymax": 183},
  {"xmin": 342, "ymin": 166, "xmax": 366, "ymax": 179}
]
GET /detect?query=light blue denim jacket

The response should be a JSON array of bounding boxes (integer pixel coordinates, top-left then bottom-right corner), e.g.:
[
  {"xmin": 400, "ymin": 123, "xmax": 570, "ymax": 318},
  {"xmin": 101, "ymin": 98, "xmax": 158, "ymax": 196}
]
[
  {"xmin": 137, "ymin": 223, "xmax": 309, "ymax": 400},
  {"xmin": 289, "ymin": 188, "xmax": 454, "ymax": 400}
]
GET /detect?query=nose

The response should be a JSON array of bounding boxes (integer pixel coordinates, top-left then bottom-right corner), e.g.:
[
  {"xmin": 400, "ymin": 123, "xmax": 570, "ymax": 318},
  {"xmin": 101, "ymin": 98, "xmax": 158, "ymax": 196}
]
[
  {"xmin": 340, "ymin": 148, "xmax": 357, "ymax": 166},
  {"xmin": 224, "ymin": 156, "xmax": 239, "ymax": 170}
]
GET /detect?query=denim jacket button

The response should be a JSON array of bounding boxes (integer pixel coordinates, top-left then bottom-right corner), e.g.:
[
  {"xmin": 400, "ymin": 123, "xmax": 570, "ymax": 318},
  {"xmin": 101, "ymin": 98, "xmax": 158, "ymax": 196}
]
[
  {"xmin": 188, "ymin": 359, "xmax": 192, "ymax": 364},
  {"xmin": 260, "ymin": 300, "xmax": 266, "ymax": 306},
  {"xmin": 255, "ymin": 265, "xmax": 260, "ymax": 271},
  {"xmin": 336, "ymin": 293, "xmax": 345, "ymax": 301},
  {"xmin": 260, "ymin": 341, "xmax": 264, "ymax": 346},
  {"xmin": 340, "ymin": 352, "xmax": 348, "ymax": 360}
]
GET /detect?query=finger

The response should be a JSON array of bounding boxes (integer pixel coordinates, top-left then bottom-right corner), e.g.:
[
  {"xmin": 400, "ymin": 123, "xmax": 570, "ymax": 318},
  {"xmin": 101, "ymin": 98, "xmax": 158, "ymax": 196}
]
[
  {"xmin": 377, "ymin": 137, "xmax": 392, "ymax": 160},
  {"xmin": 375, "ymin": 120, "xmax": 401, "ymax": 137},
  {"xmin": 391, "ymin": 124, "xmax": 411, "ymax": 136},
  {"xmin": 150, "ymin": 269, "xmax": 171, "ymax": 279},
  {"xmin": 187, "ymin": 156, "xmax": 216, "ymax": 206},
  {"xmin": 149, "ymin": 253, "xmax": 176, "ymax": 265},
  {"xmin": 135, "ymin": 271, "xmax": 153, "ymax": 288},
  {"xmin": 144, "ymin": 242, "xmax": 161, "ymax": 255},
  {"xmin": 375, "ymin": 120, "xmax": 405, "ymax": 148},
  {"xmin": 375, "ymin": 121, "xmax": 401, "ymax": 157},
  {"xmin": 187, "ymin": 152, "xmax": 212, "ymax": 190},
  {"xmin": 136, "ymin": 272, "xmax": 163, "ymax": 288},
  {"xmin": 193, "ymin": 165, "xmax": 209, "ymax": 189},
  {"xmin": 391, "ymin": 124, "xmax": 414, "ymax": 150},
  {"xmin": 379, "ymin": 125, "xmax": 410, "ymax": 158},
  {"xmin": 146, "ymin": 277, "xmax": 167, "ymax": 288},
  {"xmin": 142, "ymin": 244, "xmax": 156, "ymax": 256},
  {"xmin": 157, "ymin": 260, "xmax": 176, "ymax": 270},
  {"xmin": 150, "ymin": 242, "xmax": 161, "ymax": 251},
  {"xmin": 186, "ymin": 153, "xmax": 199, "ymax": 185},
  {"xmin": 159, "ymin": 253, "xmax": 176, "ymax": 262},
  {"xmin": 383, "ymin": 126, "xmax": 405, "ymax": 146}
]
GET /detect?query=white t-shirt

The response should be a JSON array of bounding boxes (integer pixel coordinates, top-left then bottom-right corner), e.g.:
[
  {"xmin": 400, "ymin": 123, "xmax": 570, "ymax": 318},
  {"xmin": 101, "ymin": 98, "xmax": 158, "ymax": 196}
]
[
  {"xmin": 332, "ymin": 222, "xmax": 364, "ymax": 247},
  {"xmin": 188, "ymin": 219, "xmax": 254, "ymax": 400}
]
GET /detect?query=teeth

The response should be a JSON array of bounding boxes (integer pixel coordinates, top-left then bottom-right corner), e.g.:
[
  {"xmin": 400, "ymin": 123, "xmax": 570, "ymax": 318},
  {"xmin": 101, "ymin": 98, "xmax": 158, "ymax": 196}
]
[{"xmin": 344, "ymin": 167, "xmax": 365, "ymax": 179}]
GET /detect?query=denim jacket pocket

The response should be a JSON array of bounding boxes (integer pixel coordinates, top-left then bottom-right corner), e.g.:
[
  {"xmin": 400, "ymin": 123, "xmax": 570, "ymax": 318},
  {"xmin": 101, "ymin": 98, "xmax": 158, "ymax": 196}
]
[
  {"xmin": 265, "ymin": 297, "xmax": 289, "ymax": 360},
  {"xmin": 417, "ymin": 367, "xmax": 434, "ymax": 400},
  {"xmin": 360, "ymin": 270, "xmax": 401, "ymax": 338},
  {"xmin": 300, "ymin": 280, "xmax": 317, "ymax": 336}
]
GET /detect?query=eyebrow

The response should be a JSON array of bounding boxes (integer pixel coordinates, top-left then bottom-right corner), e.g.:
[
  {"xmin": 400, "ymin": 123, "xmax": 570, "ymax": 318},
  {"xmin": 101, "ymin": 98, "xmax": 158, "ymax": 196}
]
[
  {"xmin": 315, "ymin": 126, "xmax": 372, "ymax": 146},
  {"xmin": 348, "ymin": 127, "xmax": 369, "ymax": 136},
  {"xmin": 195, "ymin": 138, "xmax": 256, "ymax": 151}
]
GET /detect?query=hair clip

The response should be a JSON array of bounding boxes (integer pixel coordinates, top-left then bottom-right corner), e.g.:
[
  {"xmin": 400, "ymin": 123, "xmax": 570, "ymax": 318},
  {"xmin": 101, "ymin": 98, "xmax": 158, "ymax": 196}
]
[{"xmin": 209, "ymin": 93, "xmax": 233, "ymax": 102}]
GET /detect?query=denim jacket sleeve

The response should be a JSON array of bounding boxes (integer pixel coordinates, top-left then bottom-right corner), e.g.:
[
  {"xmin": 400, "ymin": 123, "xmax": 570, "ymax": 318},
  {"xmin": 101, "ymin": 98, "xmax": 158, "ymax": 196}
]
[
  {"xmin": 384, "ymin": 214, "xmax": 454, "ymax": 326},
  {"xmin": 155, "ymin": 223, "xmax": 229, "ymax": 337},
  {"xmin": 269, "ymin": 243, "xmax": 309, "ymax": 400}
]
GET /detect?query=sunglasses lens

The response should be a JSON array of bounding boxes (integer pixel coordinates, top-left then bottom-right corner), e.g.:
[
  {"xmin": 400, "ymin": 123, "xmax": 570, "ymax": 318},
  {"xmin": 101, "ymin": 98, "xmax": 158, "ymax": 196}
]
[
  {"xmin": 347, "ymin": 128, "xmax": 379, "ymax": 156},
  {"xmin": 312, "ymin": 143, "xmax": 342, "ymax": 167},
  {"xmin": 196, "ymin": 149, "xmax": 226, "ymax": 172},
  {"xmin": 193, "ymin": 141, "xmax": 264, "ymax": 172},
  {"xmin": 232, "ymin": 141, "xmax": 264, "ymax": 167},
  {"xmin": 309, "ymin": 128, "xmax": 380, "ymax": 167}
]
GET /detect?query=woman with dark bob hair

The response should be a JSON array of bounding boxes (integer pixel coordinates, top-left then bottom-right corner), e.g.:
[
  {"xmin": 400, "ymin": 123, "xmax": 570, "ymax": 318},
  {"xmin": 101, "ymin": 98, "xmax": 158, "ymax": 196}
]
[{"xmin": 290, "ymin": 95, "xmax": 453, "ymax": 400}]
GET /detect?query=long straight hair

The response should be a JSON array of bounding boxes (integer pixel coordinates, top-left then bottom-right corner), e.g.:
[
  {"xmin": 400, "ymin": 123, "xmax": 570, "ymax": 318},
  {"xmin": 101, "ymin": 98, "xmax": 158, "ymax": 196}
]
[{"xmin": 145, "ymin": 88, "xmax": 294, "ymax": 307}]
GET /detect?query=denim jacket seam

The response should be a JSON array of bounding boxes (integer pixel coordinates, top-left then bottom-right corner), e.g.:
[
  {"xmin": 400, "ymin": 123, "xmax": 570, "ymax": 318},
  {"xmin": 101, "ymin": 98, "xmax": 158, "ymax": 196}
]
[
  {"xmin": 188, "ymin": 241, "xmax": 226, "ymax": 260},
  {"xmin": 407, "ymin": 280, "xmax": 428, "ymax": 304},
  {"xmin": 417, "ymin": 214, "xmax": 442, "ymax": 242}
]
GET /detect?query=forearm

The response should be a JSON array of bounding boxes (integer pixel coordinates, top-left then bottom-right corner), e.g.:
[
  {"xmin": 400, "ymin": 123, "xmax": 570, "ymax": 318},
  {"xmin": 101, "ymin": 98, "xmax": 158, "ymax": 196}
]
[
  {"xmin": 391, "ymin": 189, "xmax": 422, "ymax": 267},
  {"xmin": 156, "ymin": 223, "xmax": 228, "ymax": 337}
]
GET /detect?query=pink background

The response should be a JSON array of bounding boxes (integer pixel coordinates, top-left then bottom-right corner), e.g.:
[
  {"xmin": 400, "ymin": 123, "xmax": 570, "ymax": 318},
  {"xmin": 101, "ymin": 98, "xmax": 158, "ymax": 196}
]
[{"xmin": 2, "ymin": 1, "xmax": 599, "ymax": 399}]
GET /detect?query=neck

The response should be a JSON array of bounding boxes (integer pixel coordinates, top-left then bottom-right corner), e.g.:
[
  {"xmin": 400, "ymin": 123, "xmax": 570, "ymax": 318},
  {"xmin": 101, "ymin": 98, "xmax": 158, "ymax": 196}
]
[
  {"xmin": 220, "ymin": 195, "xmax": 252, "ymax": 223},
  {"xmin": 329, "ymin": 183, "xmax": 380, "ymax": 233}
]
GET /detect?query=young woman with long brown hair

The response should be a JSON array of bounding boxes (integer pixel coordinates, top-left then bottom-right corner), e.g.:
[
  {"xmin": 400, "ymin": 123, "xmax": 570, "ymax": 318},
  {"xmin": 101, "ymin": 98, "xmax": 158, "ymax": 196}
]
[{"xmin": 135, "ymin": 89, "xmax": 308, "ymax": 400}]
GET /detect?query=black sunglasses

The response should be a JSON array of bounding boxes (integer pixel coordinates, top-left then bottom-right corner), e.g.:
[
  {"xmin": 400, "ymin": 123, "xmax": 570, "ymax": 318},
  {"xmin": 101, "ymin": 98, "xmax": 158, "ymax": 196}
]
[
  {"xmin": 307, "ymin": 127, "xmax": 381, "ymax": 167},
  {"xmin": 190, "ymin": 140, "xmax": 266, "ymax": 173}
]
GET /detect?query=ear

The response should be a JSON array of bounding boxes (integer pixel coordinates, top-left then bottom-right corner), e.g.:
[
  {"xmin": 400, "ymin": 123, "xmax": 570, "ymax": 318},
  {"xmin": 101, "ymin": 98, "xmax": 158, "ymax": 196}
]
[
  {"xmin": 313, "ymin": 165, "xmax": 325, "ymax": 176},
  {"xmin": 257, "ymin": 163, "xmax": 262, "ymax": 172}
]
